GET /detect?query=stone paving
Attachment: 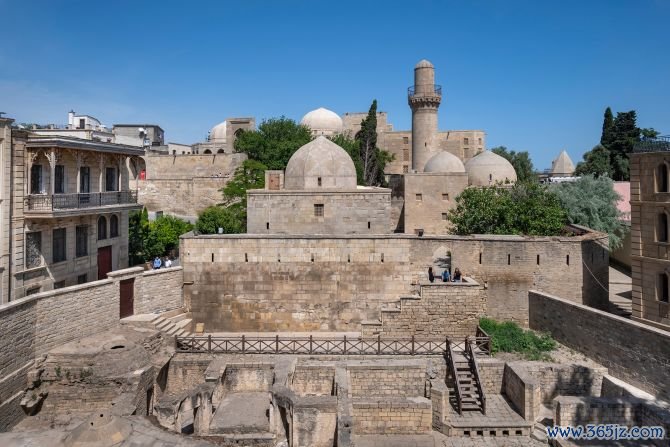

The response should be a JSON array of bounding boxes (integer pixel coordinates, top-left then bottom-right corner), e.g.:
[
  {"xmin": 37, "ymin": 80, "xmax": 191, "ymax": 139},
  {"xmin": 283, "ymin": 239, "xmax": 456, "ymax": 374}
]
[{"xmin": 446, "ymin": 394, "xmax": 529, "ymax": 431}]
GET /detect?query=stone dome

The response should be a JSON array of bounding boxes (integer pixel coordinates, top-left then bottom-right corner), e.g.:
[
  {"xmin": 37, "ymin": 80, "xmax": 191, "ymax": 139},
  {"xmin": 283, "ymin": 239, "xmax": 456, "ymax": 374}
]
[
  {"xmin": 284, "ymin": 136, "xmax": 357, "ymax": 189},
  {"xmin": 424, "ymin": 151, "xmax": 466, "ymax": 173},
  {"xmin": 415, "ymin": 59, "xmax": 434, "ymax": 69},
  {"xmin": 465, "ymin": 150, "xmax": 517, "ymax": 186},
  {"xmin": 209, "ymin": 120, "xmax": 227, "ymax": 142},
  {"xmin": 300, "ymin": 108, "xmax": 344, "ymax": 136}
]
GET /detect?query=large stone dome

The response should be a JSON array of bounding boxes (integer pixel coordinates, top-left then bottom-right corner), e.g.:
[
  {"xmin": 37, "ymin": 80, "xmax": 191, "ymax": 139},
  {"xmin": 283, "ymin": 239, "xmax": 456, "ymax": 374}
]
[
  {"xmin": 465, "ymin": 150, "xmax": 517, "ymax": 186},
  {"xmin": 284, "ymin": 136, "xmax": 357, "ymax": 189},
  {"xmin": 209, "ymin": 120, "xmax": 227, "ymax": 142},
  {"xmin": 424, "ymin": 151, "xmax": 466, "ymax": 173},
  {"xmin": 300, "ymin": 107, "xmax": 344, "ymax": 136}
]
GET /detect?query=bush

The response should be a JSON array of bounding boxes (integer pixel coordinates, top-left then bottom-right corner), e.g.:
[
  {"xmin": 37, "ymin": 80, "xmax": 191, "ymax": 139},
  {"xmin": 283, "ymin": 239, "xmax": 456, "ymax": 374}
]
[
  {"xmin": 479, "ymin": 317, "xmax": 556, "ymax": 361},
  {"xmin": 196, "ymin": 205, "xmax": 245, "ymax": 235}
]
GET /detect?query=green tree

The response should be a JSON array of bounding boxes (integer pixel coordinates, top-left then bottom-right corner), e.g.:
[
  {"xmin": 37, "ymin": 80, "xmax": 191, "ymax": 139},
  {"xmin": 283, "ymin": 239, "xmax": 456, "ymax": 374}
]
[
  {"xmin": 448, "ymin": 183, "xmax": 566, "ymax": 236},
  {"xmin": 233, "ymin": 117, "xmax": 312, "ymax": 169},
  {"xmin": 195, "ymin": 206, "xmax": 245, "ymax": 235},
  {"xmin": 128, "ymin": 208, "xmax": 150, "ymax": 265},
  {"xmin": 128, "ymin": 210, "xmax": 193, "ymax": 262},
  {"xmin": 574, "ymin": 145, "xmax": 611, "ymax": 178},
  {"xmin": 221, "ymin": 159, "xmax": 267, "ymax": 207},
  {"xmin": 357, "ymin": 100, "xmax": 381, "ymax": 185},
  {"xmin": 641, "ymin": 128, "xmax": 660, "ymax": 139},
  {"xmin": 550, "ymin": 175, "xmax": 626, "ymax": 249},
  {"xmin": 490, "ymin": 146, "xmax": 535, "ymax": 182},
  {"xmin": 600, "ymin": 107, "xmax": 615, "ymax": 147}
]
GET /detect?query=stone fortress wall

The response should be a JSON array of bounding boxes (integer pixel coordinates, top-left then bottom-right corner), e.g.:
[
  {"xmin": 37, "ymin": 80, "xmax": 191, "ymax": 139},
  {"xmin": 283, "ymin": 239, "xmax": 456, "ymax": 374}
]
[
  {"xmin": 0, "ymin": 267, "xmax": 184, "ymax": 430},
  {"xmin": 135, "ymin": 152, "xmax": 246, "ymax": 221},
  {"xmin": 180, "ymin": 228, "xmax": 609, "ymax": 333}
]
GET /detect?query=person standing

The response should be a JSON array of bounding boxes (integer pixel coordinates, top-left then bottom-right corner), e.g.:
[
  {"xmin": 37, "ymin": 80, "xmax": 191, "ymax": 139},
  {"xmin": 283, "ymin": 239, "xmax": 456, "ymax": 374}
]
[
  {"xmin": 165, "ymin": 257, "xmax": 173, "ymax": 268},
  {"xmin": 428, "ymin": 267, "xmax": 435, "ymax": 283},
  {"xmin": 153, "ymin": 256, "xmax": 162, "ymax": 270},
  {"xmin": 452, "ymin": 268, "xmax": 462, "ymax": 282},
  {"xmin": 442, "ymin": 269, "xmax": 450, "ymax": 282}
]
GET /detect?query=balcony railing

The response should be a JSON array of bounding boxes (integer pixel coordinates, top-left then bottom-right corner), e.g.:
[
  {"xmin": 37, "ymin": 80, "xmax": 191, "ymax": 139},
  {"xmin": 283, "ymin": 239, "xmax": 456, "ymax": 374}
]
[
  {"xmin": 408, "ymin": 84, "xmax": 442, "ymax": 97},
  {"xmin": 25, "ymin": 190, "xmax": 138, "ymax": 212},
  {"xmin": 633, "ymin": 135, "xmax": 670, "ymax": 153}
]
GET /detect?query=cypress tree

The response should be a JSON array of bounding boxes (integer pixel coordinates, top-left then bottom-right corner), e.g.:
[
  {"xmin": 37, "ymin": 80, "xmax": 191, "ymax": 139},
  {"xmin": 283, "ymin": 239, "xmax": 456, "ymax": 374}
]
[
  {"xmin": 600, "ymin": 107, "xmax": 615, "ymax": 148},
  {"xmin": 357, "ymin": 100, "xmax": 380, "ymax": 185}
]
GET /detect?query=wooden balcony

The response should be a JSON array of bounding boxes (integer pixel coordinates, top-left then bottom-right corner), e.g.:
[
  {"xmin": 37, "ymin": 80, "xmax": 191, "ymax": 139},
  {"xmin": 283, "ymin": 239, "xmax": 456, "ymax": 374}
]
[{"xmin": 25, "ymin": 191, "xmax": 141, "ymax": 217}]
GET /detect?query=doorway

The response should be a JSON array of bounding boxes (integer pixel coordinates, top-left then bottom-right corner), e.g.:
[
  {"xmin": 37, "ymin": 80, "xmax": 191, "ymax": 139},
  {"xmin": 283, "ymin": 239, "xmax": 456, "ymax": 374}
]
[
  {"xmin": 97, "ymin": 245, "xmax": 112, "ymax": 279},
  {"xmin": 119, "ymin": 278, "xmax": 134, "ymax": 319}
]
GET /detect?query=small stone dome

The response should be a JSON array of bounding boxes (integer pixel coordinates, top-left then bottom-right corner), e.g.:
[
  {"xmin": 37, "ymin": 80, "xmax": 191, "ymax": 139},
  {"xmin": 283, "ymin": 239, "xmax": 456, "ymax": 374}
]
[
  {"xmin": 415, "ymin": 59, "xmax": 434, "ymax": 69},
  {"xmin": 550, "ymin": 150, "xmax": 575, "ymax": 176},
  {"xmin": 284, "ymin": 136, "xmax": 357, "ymax": 189},
  {"xmin": 300, "ymin": 108, "xmax": 344, "ymax": 136},
  {"xmin": 465, "ymin": 150, "xmax": 517, "ymax": 186},
  {"xmin": 424, "ymin": 151, "xmax": 466, "ymax": 173},
  {"xmin": 209, "ymin": 120, "xmax": 227, "ymax": 142}
]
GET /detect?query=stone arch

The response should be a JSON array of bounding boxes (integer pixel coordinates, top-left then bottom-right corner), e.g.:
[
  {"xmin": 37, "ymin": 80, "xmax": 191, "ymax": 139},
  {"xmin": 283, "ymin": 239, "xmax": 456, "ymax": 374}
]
[
  {"xmin": 203, "ymin": 149, "xmax": 212, "ymax": 155},
  {"xmin": 216, "ymin": 149, "xmax": 225, "ymax": 154},
  {"xmin": 657, "ymin": 162, "xmax": 669, "ymax": 193},
  {"xmin": 98, "ymin": 216, "xmax": 107, "ymax": 240},
  {"xmin": 657, "ymin": 210, "xmax": 669, "ymax": 242}
]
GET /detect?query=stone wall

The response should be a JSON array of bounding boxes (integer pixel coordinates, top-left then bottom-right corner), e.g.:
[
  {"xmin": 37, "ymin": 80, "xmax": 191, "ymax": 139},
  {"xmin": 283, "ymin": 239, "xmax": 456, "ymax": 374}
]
[
  {"xmin": 247, "ymin": 189, "xmax": 392, "ymax": 235},
  {"xmin": 348, "ymin": 362, "xmax": 425, "ymax": 398},
  {"xmin": 181, "ymin": 230, "xmax": 608, "ymax": 332},
  {"xmin": 351, "ymin": 398, "xmax": 432, "ymax": 434},
  {"xmin": 367, "ymin": 281, "xmax": 486, "ymax": 338},
  {"xmin": 529, "ymin": 290, "xmax": 670, "ymax": 400},
  {"xmin": 0, "ymin": 267, "xmax": 183, "ymax": 430},
  {"xmin": 143, "ymin": 153, "xmax": 246, "ymax": 180},
  {"xmin": 291, "ymin": 364, "xmax": 335, "ymax": 396}
]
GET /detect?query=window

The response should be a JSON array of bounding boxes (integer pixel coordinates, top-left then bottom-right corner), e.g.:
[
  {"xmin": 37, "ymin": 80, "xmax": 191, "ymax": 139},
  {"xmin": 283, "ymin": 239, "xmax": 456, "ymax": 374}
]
[
  {"xmin": 217, "ymin": 149, "xmax": 224, "ymax": 154},
  {"xmin": 54, "ymin": 281, "xmax": 66, "ymax": 290},
  {"xmin": 26, "ymin": 287, "xmax": 41, "ymax": 296},
  {"xmin": 105, "ymin": 167, "xmax": 117, "ymax": 191},
  {"xmin": 659, "ymin": 273, "xmax": 670, "ymax": 302},
  {"xmin": 30, "ymin": 164, "xmax": 43, "ymax": 194},
  {"xmin": 78, "ymin": 118, "xmax": 85, "ymax": 129},
  {"xmin": 55, "ymin": 165, "xmax": 65, "ymax": 194},
  {"xmin": 478, "ymin": 138, "xmax": 482, "ymax": 145},
  {"xmin": 403, "ymin": 165, "xmax": 409, "ymax": 173},
  {"xmin": 314, "ymin": 204, "xmax": 324, "ymax": 217},
  {"xmin": 79, "ymin": 167, "xmax": 90, "ymax": 193},
  {"xmin": 416, "ymin": 194, "xmax": 423, "ymax": 201},
  {"xmin": 110, "ymin": 215, "xmax": 119, "ymax": 238},
  {"xmin": 441, "ymin": 213, "xmax": 448, "ymax": 220},
  {"xmin": 464, "ymin": 137, "xmax": 469, "ymax": 145},
  {"xmin": 442, "ymin": 193, "xmax": 449, "ymax": 200},
  {"xmin": 658, "ymin": 213, "xmax": 668, "ymax": 242},
  {"xmin": 26, "ymin": 232, "xmax": 42, "ymax": 268},
  {"xmin": 98, "ymin": 216, "xmax": 107, "ymax": 240},
  {"xmin": 403, "ymin": 136, "xmax": 409, "ymax": 144},
  {"xmin": 76, "ymin": 225, "xmax": 88, "ymax": 257},
  {"xmin": 77, "ymin": 274, "xmax": 87, "ymax": 285},
  {"xmin": 657, "ymin": 164, "xmax": 669, "ymax": 193},
  {"xmin": 52, "ymin": 228, "xmax": 66, "ymax": 263},
  {"xmin": 403, "ymin": 148, "xmax": 409, "ymax": 162},
  {"xmin": 317, "ymin": 177, "xmax": 322, "ymax": 186}
]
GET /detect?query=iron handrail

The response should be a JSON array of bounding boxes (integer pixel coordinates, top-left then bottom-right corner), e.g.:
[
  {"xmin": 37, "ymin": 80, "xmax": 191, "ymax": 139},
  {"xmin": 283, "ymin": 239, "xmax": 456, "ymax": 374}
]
[
  {"xmin": 407, "ymin": 85, "xmax": 442, "ymax": 97},
  {"xmin": 446, "ymin": 340, "xmax": 463, "ymax": 415},
  {"xmin": 25, "ymin": 190, "xmax": 138, "ymax": 211},
  {"xmin": 633, "ymin": 135, "xmax": 670, "ymax": 153},
  {"xmin": 466, "ymin": 336, "xmax": 487, "ymax": 415}
]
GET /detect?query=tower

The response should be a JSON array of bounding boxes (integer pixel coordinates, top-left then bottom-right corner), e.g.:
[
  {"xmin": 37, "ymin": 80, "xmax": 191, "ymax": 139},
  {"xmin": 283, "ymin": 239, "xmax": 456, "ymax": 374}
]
[{"xmin": 409, "ymin": 59, "xmax": 442, "ymax": 172}]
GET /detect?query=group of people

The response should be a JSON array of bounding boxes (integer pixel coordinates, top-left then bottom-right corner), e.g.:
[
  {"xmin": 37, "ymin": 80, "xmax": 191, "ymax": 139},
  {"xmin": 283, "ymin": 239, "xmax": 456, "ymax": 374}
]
[
  {"xmin": 428, "ymin": 266, "xmax": 462, "ymax": 283},
  {"xmin": 152, "ymin": 256, "xmax": 173, "ymax": 270}
]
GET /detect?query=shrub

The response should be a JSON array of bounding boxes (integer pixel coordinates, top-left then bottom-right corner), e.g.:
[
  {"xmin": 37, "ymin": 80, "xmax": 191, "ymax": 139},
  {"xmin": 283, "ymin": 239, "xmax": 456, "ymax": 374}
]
[
  {"xmin": 479, "ymin": 317, "xmax": 556, "ymax": 361},
  {"xmin": 195, "ymin": 205, "xmax": 245, "ymax": 235}
]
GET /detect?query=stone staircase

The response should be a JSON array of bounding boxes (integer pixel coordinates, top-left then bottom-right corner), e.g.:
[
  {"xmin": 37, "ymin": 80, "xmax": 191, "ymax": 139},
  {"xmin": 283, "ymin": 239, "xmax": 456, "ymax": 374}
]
[{"xmin": 121, "ymin": 311, "xmax": 193, "ymax": 337}]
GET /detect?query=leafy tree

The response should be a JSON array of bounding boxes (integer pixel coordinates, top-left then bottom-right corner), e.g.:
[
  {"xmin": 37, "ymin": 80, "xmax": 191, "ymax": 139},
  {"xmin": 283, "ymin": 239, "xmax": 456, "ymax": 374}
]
[
  {"xmin": 195, "ymin": 206, "xmax": 245, "ymax": 234},
  {"xmin": 641, "ymin": 128, "xmax": 660, "ymax": 139},
  {"xmin": 490, "ymin": 146, "xmax": 535, "ymax": 182},
  {"xmin": 550, "ymin": 175, "xmax": 626, "ymax": 249},
  {"xmin": 233, "ymin": 117, "xmax": 312, "ymax": 169},
  {"xmin": 448, "ymin": 182, "xmax": 566, "ymax": 236},
  {"xmin": 574, "ymin": 145, "xmax": 611, "ymax": 178},
  {"xmin": 600, "ymin": 107, "xmax": 615, "ymax": 147},
  {"xmin": 129, "ymin": 209, "xmax": 193, "ymax": 263},
  {"xmin": 128, "ymin": 208, "xmax": 150, "ymax": 265},
  {"xmin": 221, "ymin": 159, "xmax": 267, "ymax": 207}
]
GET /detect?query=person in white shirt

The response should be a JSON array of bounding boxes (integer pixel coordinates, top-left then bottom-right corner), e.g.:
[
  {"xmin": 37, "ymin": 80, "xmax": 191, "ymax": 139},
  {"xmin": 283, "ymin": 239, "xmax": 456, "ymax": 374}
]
[{"xmin": 164, "ymin": 257, "xmax": 172, "ymax": 268}]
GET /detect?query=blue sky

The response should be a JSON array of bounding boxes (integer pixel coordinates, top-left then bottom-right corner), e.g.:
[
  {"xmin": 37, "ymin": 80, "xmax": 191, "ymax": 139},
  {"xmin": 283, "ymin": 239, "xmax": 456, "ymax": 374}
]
[{"xmin": 1, "ymin": 0, "xmax": 668, "ymax": 170}]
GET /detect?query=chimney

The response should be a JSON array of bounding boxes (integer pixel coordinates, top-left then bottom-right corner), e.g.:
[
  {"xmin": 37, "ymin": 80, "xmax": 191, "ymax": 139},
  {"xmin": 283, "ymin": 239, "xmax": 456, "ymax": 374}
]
[{"xmin": 68, "ymin": 110, "xmax": 75, "ymax": 128}]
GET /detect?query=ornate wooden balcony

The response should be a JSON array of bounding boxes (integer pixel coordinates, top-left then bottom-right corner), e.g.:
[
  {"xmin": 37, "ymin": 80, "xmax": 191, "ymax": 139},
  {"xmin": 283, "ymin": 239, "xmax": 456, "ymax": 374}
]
[{"xmin": 25, "ymin": 191, "xmax": 140, "ymax": 216}]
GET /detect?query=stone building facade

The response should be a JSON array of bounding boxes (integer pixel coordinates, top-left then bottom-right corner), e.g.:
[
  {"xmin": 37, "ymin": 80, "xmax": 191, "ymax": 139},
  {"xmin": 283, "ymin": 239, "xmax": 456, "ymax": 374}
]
[
  {"xmin": 0, "ymin": 119, "xmax": 12, "ymax": 303},
  {"xmin": 0, "ymin": 118, "xmax": 144, "ymax": 303},
  {"xmin": 630, "ymin": 137, "xmax": 670, "ymax": 330}
]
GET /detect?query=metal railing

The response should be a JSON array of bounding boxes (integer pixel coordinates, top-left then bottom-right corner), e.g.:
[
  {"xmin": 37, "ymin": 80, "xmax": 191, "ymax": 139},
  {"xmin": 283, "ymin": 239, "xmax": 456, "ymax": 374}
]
[
  {"xmin": 466, "ymin": 336, "xmax": 487, "ymax": 415},
  {"xmin": 407, "ymin": 85, "xmax": 442, "ymax": 97},
  {"xmin": 446, "ymin": 341, "xmax": 463, "ymax": 415},
  {"xmin": 25, "ymin": 190, "xmax": 138, "ymax": 211},
  {"xmin": 633, "ymin": 135, "xmax": 670, "ymax": 153},
  {"xmin": 176, "ymin": 335, "xmax": 449, "ymax": 356}
]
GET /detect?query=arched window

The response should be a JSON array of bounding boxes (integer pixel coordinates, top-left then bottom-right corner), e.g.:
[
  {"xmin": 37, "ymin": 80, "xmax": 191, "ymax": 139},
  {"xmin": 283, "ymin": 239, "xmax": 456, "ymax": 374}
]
[
  {"xmin": 234, "ymin": 128, "xmax": 244, "ymax": 138},
  {"xmin": 203, "ymin": 149, "xmax": 212, "ymax": 154},
  {"xmin": 110, "ymin": 215, "xmax": 119, "ymax": 238},
  {"xmin": 657, "ymin": 213, "xmax": 668, "ymax": 242},
  {"xmin": 98, "ymin": 216, "xmax": 107, "ymax": 240},
  {"xmin": 657, "ymin": 164, "xmax": 669, "ymax": 192},
  {"xmin": 217, "ymin": 149, "xmax": 225, "ymax": 154}
]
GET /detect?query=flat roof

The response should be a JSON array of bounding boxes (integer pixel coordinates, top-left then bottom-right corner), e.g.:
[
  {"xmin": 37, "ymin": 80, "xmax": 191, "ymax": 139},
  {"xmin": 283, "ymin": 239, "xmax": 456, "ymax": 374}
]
[
  {"xmin": 26, "ymin": 135, "xmax": 145, "ymax": 156},
  {"xmin": 113, "ymin": 124, "xmax": 164, "ymax": 131}
]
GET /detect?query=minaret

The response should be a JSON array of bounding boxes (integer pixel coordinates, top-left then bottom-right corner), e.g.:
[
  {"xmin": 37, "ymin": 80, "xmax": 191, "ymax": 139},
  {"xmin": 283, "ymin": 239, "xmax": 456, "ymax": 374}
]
[{"xmin": 409, "ymin": 59, "xmax": 442, "ymax": 172}]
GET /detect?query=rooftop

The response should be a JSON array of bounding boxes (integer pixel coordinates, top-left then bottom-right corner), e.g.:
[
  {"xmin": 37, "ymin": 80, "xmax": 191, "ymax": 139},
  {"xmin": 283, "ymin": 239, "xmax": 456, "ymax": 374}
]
[{"xmin": 633, "ymin": 135, "xmax": 670, "ymax": 153}]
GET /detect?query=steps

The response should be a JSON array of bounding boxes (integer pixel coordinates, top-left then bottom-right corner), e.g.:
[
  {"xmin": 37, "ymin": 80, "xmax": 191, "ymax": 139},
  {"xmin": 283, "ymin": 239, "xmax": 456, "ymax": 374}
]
[
  {"xmin": 121, "ymin": 312, "xmax": 192, "ymax": 337},
  {"xmin": 448, "ymin": 345, "xmax": 485, "ymax": 414}
]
